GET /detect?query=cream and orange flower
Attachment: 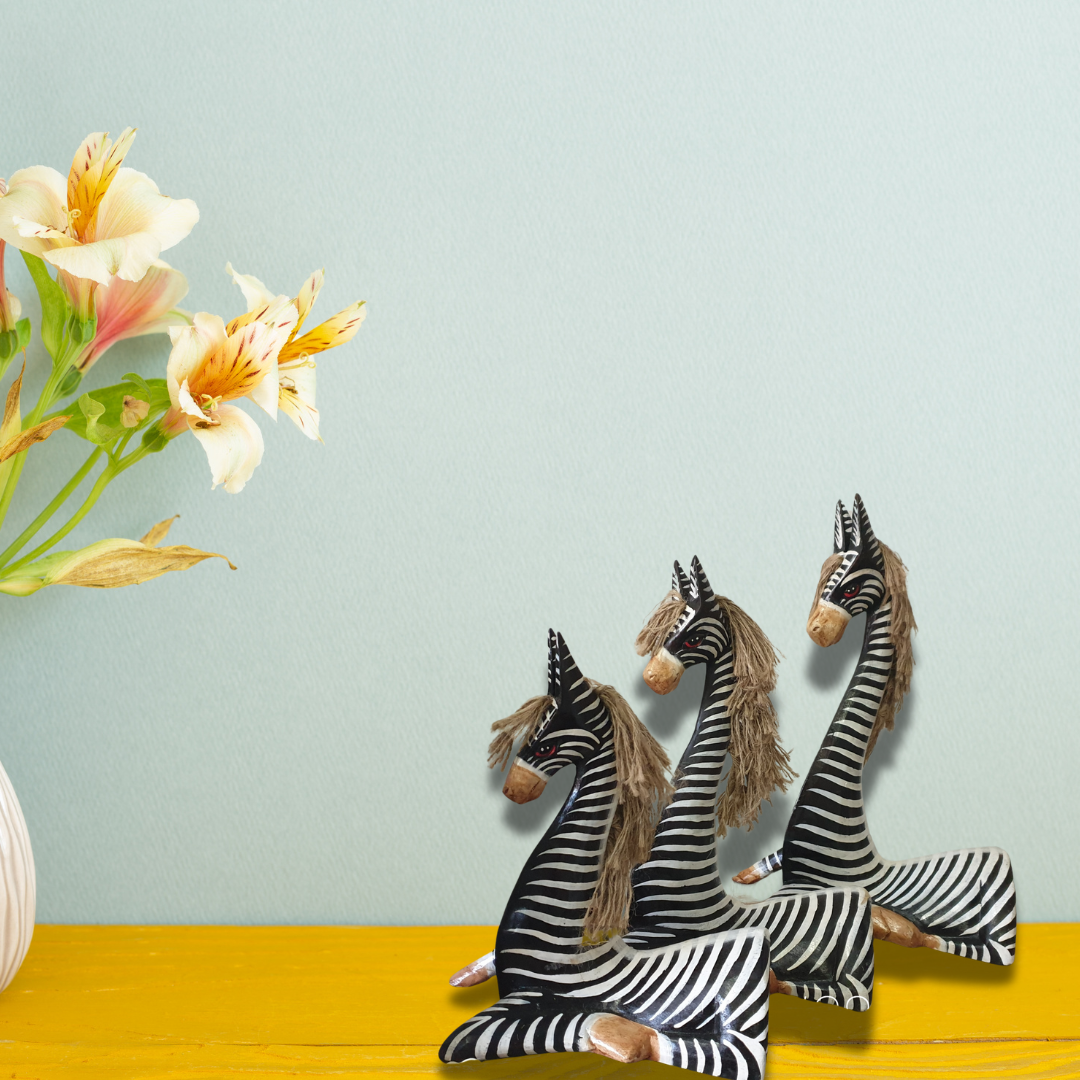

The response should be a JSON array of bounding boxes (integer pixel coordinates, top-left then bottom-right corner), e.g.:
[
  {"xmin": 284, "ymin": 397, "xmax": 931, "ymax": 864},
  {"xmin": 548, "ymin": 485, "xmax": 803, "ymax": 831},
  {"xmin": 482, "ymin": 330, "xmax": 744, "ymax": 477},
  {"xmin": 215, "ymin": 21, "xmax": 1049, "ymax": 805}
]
[
  {"xmin": 0, "ymin": 129, "xmax": 198, "ymax": 294},
  {"xmin": 226, "ymin": 263, "xmax": 365, "ymax": 441},
  {"xmin": 163, "ymin": 298, "xmax": 296, "ymax": 493}
]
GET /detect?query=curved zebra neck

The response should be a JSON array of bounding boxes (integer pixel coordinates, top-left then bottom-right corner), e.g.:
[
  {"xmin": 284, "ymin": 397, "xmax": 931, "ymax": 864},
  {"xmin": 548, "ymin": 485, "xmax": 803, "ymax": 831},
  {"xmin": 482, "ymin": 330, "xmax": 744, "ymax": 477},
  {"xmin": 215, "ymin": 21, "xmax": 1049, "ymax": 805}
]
[
  {"xmin": 790, "ymin": 599, "xmax": 895, "ymax": 818},
  {"xmin": 650, "ymin": 651, "xmax": 736, "ymax": 854},
  {"xmin": 494, "ymin": 725, "xmax": 618, "ymax": 983}
]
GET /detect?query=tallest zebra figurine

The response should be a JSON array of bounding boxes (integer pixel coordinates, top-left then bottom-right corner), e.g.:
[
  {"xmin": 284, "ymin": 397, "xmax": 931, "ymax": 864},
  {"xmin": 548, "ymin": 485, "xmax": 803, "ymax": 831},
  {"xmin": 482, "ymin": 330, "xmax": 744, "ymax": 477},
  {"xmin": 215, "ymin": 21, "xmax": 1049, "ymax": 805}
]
[{"xmin": 738, "ymin": 496, "xmax": 1016, "ymax": 965}]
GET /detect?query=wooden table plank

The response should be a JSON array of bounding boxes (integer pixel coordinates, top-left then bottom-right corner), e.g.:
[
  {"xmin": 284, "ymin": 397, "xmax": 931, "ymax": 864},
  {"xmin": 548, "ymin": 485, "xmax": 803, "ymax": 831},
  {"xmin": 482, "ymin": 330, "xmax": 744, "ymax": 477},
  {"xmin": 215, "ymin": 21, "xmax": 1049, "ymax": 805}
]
[{"xmin": 1, "ymin": 924, "xmax": 1076, "ymax": 1078}]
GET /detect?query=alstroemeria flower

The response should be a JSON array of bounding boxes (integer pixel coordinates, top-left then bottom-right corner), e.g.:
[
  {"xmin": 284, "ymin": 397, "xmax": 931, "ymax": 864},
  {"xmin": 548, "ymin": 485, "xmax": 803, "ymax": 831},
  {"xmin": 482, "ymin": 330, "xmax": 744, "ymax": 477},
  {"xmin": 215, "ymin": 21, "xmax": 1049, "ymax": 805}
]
[
  {"xmin": 227, "ymin": 263, "xmax": 365, "ymax": 441},
  {"xmin": 0, "ymin": 129, "xmax": 198, "ymax": 298},
  {"xmin": 75, "ymin": 259, "xmax": 189, "ymax": 372},
  {"xmin": 0, "ymin": 238, "xmax": 21, "ymax": 333},
  {"xmin": 162, "ymin": 302, "xmax": 297, "ymax": 493}
]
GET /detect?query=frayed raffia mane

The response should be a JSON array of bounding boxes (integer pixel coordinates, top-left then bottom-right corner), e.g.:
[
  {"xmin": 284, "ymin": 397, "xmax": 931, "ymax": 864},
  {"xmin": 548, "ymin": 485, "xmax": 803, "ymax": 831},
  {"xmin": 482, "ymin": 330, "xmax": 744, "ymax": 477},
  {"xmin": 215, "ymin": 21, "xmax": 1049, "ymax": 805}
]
[
  {"xmin": 810, "ymin": 544, "xmax": 916, "ymax": 758},
  {"xmin": 634, "ymin": 590, "xmax": 686, "ymax": 657},
  {"xmin": 635, "ymin": 590, "xmax": 794, "ymax": 838},
  {"xmin": 487, "ymin": 695, "xmax": 554, "ymax": 770},
  {"xmin": 868, "ymin": 541, "xmax": 916, "ymax": 757},
  {"xmin": 486, "ymin": 684, "xmax": 673, "ymax": 942},
  {"xmin": 584, "ymin": 681, "xmax": 673, "ymax": 940},
  {"xmin": 713, "ymin": 598, "xmax": 795, "ymax": 836}
]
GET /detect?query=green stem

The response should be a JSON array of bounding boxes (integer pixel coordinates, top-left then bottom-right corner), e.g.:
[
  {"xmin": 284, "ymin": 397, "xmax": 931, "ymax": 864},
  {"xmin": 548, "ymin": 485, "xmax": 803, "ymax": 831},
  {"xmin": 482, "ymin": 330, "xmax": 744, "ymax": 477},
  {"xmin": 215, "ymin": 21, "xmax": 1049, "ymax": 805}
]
[
  {"xmin": 0, "ymin": 447, "xmax": 104, "ymax": 571},
  {"xmin": 5, "ymin": 443, "xmax": 150, "ymax": 573}
]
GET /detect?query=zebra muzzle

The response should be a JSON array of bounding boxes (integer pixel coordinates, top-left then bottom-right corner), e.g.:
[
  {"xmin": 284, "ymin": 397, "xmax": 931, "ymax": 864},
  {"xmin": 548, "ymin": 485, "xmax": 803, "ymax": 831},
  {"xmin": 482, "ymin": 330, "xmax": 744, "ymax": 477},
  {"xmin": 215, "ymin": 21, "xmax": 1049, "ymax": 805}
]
[
  {"xmin": 503, "ymin": 762, "xmax": 547, "ymax": 803},
  {"xmin": 806, "ymin": 602, "xmax": 851, "ymax": 647},
  {"xmin": 643, "ymin": 647, "xmax": 685, "ymax": 695}
]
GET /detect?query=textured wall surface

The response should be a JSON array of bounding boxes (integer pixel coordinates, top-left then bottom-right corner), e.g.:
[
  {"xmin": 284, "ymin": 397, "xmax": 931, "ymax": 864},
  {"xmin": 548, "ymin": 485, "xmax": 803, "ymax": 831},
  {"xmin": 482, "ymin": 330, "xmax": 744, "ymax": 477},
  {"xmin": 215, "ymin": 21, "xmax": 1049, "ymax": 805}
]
[{"xmin": 2, "ymin": 2, "xmax": 1077, "ymax": 923}]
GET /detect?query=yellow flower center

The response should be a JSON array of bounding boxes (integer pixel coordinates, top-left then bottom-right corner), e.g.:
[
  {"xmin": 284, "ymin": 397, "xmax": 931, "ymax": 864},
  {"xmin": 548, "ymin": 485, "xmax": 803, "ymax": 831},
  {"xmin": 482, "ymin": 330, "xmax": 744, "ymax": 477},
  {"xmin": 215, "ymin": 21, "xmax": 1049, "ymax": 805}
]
[{"xmin": 199, "ymin": 393, "xmax": 223, "ymax": 413}]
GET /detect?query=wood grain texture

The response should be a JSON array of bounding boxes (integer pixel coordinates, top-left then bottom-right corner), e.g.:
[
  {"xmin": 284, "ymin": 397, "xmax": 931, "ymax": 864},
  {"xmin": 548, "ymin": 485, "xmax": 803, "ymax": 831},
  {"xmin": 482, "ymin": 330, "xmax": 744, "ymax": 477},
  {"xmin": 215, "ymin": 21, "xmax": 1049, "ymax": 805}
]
[{"xmin": 1, "ymin": 923, "xmax": 1076, "ymax": 1078}]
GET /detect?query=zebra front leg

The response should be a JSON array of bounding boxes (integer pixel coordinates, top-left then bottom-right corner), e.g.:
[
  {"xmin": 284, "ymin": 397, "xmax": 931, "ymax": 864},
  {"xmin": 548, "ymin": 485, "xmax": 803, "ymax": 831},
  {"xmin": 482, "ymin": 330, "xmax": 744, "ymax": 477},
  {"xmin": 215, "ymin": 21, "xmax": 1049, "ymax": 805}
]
[
  {"xmin": 449, "ymin": 950, "xmax": 496, "ymax": 987},
  {"xmin": 732, "ymin": 848, "xmax": 783, "ymax": 885},
  {"xmin": 872, "ymin": 906, "xmax": 942, "ymax": 950}
]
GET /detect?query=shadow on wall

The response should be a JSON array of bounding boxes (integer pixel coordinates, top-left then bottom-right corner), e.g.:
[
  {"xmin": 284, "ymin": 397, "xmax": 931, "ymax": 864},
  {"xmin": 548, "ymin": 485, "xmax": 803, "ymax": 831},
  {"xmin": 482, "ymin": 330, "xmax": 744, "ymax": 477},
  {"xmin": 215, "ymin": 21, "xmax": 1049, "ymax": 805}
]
[{"xmin": 487, "ymin": 760, "xmax": 576, "ymax": 838}]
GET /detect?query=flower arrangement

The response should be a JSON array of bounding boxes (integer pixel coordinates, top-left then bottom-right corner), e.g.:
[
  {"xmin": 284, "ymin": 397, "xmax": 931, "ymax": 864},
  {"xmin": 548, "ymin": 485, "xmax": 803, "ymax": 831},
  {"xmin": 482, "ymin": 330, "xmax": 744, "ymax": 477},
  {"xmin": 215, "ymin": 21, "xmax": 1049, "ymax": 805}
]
[{"xmin": 0, "ymin": 128, "xmax": 365, "ymax": 596}]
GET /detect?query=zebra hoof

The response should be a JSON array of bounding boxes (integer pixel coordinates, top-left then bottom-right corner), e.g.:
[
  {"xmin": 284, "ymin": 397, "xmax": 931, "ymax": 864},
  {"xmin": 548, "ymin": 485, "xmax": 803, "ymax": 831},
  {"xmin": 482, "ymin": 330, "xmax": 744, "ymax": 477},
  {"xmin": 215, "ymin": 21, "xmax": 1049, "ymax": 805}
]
[
  {"xmin": 585, "ymin": 1014, "xmax": 660, "ymax": 1063},
  {"xmin": 871, "ymin": 905, "xmax": 942, "ymax": 951},
  {"xmin": 448, "ymin": 950, "xmax": 495, "ymax": 987},
  {"xmin": 733, "ymin": 865, "xmax": 764, "ymax": 884}
]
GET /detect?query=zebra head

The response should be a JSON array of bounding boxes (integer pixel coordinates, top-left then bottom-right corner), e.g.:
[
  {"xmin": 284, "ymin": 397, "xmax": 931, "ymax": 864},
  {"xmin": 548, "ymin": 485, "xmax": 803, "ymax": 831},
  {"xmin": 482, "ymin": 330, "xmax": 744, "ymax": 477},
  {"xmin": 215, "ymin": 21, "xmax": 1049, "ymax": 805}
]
[
  {"xmin": 643, "ymin": 556, "xmax": 731, "ymax": 695},
  {"xmin": 502, "ymin": 630, "xmax": 606, "ymax": 804},
  {"xmin": 807, "ymin": 494, "xmax": 887, "ymax": 647}
]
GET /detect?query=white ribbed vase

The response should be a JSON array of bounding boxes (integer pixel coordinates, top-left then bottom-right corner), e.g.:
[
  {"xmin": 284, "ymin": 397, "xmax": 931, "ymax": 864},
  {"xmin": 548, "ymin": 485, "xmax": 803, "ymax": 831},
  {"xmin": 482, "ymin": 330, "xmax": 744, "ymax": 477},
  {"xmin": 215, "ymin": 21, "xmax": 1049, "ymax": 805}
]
[{"xmin": 0, "ymin": 757, "xmax": 34, "ymax": 992}]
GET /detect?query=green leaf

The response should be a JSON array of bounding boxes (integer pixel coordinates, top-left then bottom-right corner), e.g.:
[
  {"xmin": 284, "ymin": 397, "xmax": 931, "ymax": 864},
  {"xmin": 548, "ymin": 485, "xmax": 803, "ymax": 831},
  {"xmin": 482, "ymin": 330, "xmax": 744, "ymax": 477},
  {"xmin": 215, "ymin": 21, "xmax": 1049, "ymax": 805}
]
[
  {"xmin": 16, "ymin": 318, "xmax": 30, "ymax": 352},
  {"xmin": 122, "ymin": 372, "xmax": 152, "ymax": 398},
  {"xmin": 20, "ymin": 252, "xmax": 72, "ymax": 362},
  {"xmin": 0, "ymin": 330, "xmax": 14, "ymax": 363},
  {"xmin": 62, "ymin": 379, "xmax": 170, "ymax": 444},
  {"xmin": 77, "ymin": 392, "xmax": 122, "ymax": 446}
]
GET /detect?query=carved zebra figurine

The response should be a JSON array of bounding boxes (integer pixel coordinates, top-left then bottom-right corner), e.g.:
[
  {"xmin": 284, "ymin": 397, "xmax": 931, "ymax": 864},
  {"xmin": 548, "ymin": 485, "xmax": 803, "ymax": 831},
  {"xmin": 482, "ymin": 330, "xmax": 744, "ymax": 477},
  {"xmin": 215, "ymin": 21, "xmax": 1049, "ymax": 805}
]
[
  {"xmin": 625, "ymin": 556, "xmax": 876, "ymax": 1010},
  {"xmin": 441, "ymin": 630, "xmax": 772, "ymax": 1078},
  {"xmin": 736, "ymin": 496, "xmax": 1017, "ymax": 965}
]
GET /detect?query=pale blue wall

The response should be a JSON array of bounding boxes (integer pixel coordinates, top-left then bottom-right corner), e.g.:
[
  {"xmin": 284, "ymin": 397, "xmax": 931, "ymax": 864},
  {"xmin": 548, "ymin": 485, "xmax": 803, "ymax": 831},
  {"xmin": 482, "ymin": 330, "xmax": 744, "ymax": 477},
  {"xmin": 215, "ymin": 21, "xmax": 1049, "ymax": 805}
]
[{"xmin": 3, "ymin": 2, "xmax": 1078, "ymax": 923}]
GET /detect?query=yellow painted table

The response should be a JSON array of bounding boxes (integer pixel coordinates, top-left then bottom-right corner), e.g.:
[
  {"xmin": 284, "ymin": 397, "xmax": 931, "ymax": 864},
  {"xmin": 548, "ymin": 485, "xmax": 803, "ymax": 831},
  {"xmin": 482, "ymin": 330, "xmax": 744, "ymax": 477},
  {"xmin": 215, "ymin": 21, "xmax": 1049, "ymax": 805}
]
[{"xmin": 2, "ymin": 924, "xmax": 1077, "ymax": 1078}]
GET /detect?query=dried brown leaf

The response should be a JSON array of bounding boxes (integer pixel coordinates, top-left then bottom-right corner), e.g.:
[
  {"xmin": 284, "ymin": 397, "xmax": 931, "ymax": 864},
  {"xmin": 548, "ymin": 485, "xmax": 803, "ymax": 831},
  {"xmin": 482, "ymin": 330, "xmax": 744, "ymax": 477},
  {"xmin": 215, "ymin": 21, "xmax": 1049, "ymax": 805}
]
[
  {"xmin": 140, "ymin": 515, "xmax": 179, "ymax": 548},
  {"xmin": 1, "ymin": 362, "xmax": 24, "ymax": 445},
  {"xmin": 52, "ymin": 539, "xmax": 236, "ymax": 589},
  {"xmin": 0, "ymin": 415, "xmax": 70, "ymax": 463}
]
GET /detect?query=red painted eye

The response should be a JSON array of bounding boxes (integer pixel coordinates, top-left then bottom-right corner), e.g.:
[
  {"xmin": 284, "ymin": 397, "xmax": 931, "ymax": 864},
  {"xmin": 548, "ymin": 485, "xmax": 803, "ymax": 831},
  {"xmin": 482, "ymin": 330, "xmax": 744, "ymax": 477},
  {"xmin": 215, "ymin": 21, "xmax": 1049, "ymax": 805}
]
[
  {"xmin": 843, "ymin": 582, "xmax": 860, "ymax": 599},
  {"xmin": 684, "ymin": 636, "xmax": 703, "ymax": 649},
  {"xmin": 535, "ymin": 743, "xmax": 558, "ymax": 758}
]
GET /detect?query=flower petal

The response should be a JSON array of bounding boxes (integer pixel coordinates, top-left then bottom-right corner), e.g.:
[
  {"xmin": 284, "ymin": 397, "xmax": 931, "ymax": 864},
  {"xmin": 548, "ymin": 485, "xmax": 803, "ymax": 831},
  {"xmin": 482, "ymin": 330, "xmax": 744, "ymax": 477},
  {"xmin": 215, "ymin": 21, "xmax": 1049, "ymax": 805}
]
[
  {"xmin": 0, "ymin": 167, "xmax": 68, "ymax": 257},
  {"xmin": 177, "ymin": 379, "xmax": 206, "ymax": 421},
  {"xmin": 279, "ymin": 363, "xmax": 321, "ymax": 441},
  {"xmin": 226, "ymin": 290, "xmax": 298, "ymax": 336},
  {"xmin": 88, "ymin": 168, "xmax": 198, "ymax": 279},
  {"xmin": 189, "ymin": 402, "xmax": 264, "ymax": 493},
  {"xmin": 67, "ymin": 128, "xmax": 136, "ymax": 242},
  {"xmin": 281, "ymin": 300, "xmax": 366, "ymax": 361},
  {"xmin": 166, "ymin": 312, "xmax": 226, "ymax": 406},
  {"xmin": 78, "ymin": 259, "xmax": 190, "ymax": 371},
  {"xmin": 293, "ymin": 268, "xmax": 324, "ymax": 336},
  {"xmin": 225, "ymin": 262, "xmax": 275, "ymax": 311},
  {"xmin": 189, "ymin": 320, "xmax": 278, "ymax": 408}
]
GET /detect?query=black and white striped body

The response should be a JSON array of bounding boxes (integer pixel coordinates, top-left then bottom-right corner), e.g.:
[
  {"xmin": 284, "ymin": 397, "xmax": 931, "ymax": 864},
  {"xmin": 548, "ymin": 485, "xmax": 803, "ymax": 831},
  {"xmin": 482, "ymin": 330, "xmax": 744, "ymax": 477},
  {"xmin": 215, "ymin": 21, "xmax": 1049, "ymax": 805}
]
[
  {"xmin": 783, "ymin": 597, "xmax": 1016, "ymax": 963},
  {"xmin": 626, "ymin": 560, "xmax": 875, "ymax": 1010},
  {"xmin": 776, "ymin": 498, "xmax": 1016, "ymax": 965},
  {"xmin": 441, "ymin": 631, "xmax": 771, "ymax": 1077}
]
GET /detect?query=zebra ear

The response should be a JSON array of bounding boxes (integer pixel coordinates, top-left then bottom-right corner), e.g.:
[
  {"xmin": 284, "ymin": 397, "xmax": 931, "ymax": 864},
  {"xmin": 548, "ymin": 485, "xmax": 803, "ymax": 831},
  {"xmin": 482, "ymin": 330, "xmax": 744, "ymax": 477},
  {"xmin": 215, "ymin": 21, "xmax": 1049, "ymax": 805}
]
[
  {"xmin": 554, "ymin": 631, "xmax": 600, "ymax": 712},
  {"xmin": 852, "ymin": 494, "xmax": 884, "ymax": 566},
  {"xmin": 690, "ymin": 556, "xmax": 716, "ymax": 606},
  {"xmin": 547, "ymin": 628, "xmax": 560, "ymax": 697},
  {"xmin": 834, "ymin": 500, "xmax": 854, "ymax": 553},
  {"xmin": 672, "ymin": 560, "xmax": 693, "ymax": 600}
]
